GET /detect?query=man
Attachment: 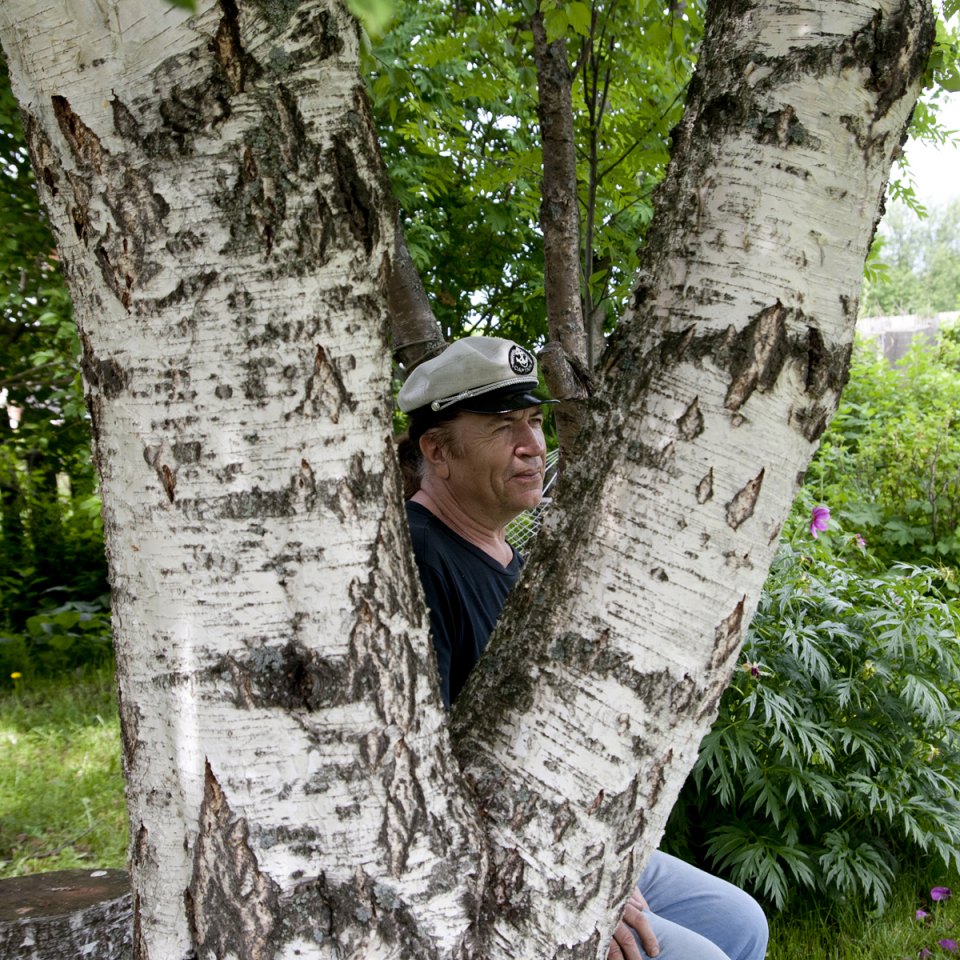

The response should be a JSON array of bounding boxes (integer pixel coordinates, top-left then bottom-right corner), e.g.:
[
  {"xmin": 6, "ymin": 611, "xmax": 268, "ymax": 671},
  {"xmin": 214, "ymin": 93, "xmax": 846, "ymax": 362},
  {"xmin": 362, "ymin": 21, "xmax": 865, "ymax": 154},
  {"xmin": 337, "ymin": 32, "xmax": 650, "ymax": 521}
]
[{"xmin": 398, "ymin": 336, "xmax": 769, "ymax": 960}]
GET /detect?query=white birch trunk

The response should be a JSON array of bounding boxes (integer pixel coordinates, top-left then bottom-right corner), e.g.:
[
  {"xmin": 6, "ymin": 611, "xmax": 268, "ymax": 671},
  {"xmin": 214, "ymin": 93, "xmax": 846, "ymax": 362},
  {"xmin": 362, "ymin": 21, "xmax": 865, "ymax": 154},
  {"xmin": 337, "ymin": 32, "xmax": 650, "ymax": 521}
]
[
  {"xmin": 452, "ymin": 0, "xmax": 932, "ymax": 954},
  {"xmin": 0, "ymin": 0, "xmax": 932, "ymax": 957},
  {"xmin": 0, "ymin": 3, "xmax": 485, "ymax": 957}
]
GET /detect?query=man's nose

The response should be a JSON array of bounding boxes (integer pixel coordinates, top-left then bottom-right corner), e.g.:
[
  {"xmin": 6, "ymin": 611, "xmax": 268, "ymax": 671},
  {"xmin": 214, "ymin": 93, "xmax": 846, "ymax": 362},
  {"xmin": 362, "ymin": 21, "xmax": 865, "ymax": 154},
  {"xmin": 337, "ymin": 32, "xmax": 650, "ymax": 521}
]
[{"xmin": 515, "ymin": 422, "xmax": 546, "ymax": 457}]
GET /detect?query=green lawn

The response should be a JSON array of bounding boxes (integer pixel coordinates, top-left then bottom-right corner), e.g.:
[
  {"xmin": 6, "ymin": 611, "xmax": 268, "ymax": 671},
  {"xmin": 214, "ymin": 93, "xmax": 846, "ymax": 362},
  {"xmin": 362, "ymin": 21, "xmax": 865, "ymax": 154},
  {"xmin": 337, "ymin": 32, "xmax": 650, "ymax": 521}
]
[
  {"xmin": 1, "ymin": 667, "xmax": 127, "ymax": 877},
  {"xmin": 2, "ymin": 669, "xmax": 958, "ymax": 957}
]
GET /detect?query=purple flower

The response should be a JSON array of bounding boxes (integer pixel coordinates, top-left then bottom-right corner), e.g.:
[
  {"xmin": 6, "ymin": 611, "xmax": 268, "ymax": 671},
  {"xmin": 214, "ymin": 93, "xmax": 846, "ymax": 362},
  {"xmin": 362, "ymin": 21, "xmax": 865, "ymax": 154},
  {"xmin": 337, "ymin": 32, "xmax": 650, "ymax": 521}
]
[
  {"xmin": 810, "ymin": 505, "xmax": 831, "ymax": 539},
  {"xmin": 931, "ymin": 887, "xmax": 952, "ymax": 902},
  {"xmin": 742, "ymin": 661, "xmax": 761, "ymax": 678},
  {"xmin": 855, "ymin": 533, "xmax": 866, "ymax": 549},
  {"xmin": 921, "ymin": 948, "xmax": 933, "ymax": 958},
  {"xmin": 917, "ymin": 909, "xmax": 930, "ymax": 920},
  {"xmin": 938, "ymin": 940, "xmax": 958, "ymax": 953}
]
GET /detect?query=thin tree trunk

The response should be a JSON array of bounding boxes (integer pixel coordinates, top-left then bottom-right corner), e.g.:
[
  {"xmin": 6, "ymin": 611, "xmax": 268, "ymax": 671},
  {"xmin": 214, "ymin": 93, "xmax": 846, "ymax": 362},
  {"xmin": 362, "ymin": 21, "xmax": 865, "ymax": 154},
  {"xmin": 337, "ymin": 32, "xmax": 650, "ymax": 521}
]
[{"xmin": 531, "ymin": 5, "xmax": 593, "ymax": 455}]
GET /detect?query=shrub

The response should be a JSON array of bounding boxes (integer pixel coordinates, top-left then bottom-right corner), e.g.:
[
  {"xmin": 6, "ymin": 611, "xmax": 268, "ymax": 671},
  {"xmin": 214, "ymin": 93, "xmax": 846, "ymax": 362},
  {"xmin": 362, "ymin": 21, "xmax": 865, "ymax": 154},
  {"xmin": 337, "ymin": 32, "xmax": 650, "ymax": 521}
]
[
  {"xmin": 666, "ymin": 525, "xmax": 960, "ymax": 913},
  {"xmin": 807, "ymin": 332, "xmax": 960, "ymax": 580},
  {"xmin": 0, "ymin": 595, "xmax": 112, "ymax": 679}
]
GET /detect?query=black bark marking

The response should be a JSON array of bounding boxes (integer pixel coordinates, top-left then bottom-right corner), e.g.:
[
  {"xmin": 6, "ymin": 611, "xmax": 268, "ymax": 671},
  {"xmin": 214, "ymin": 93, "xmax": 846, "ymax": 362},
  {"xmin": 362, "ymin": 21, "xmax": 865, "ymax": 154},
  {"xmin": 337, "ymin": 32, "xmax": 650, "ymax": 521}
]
[
  {"xmin": 725, "ymin": 468, "xmax": 764, "ymax": 530},
  {"xmin": 486, "ymin": 848, "xmax": 530, "ymax": 925},
  {"xmin": 791, "ymin": 403, "xmax": 831, "ymax": 442},
  {"xmin": 212, "ymin": 0, "xmax": 251, "ymax": 94},
  {"xmin": 844, "ymin": 4, "xmax": 936, "ymax": 122},
  {"xmin": 173, "ymin": 441, "xmax": 202, "ymax": 464},
  {"xmin": 116, "ymin": 687, "xmax": 141, "ymax": 778},
  {"xmin": 753, "ymin": 104, "xmax": 821, "ymax": 149},
  {"xmin": 711, "ymin": 597, "xmax": 746, "ymax": 669},
  {"xmin": 696, "ymin": 467, "xmax": 714, "ymax": 504},
  {"xmin": 219, "ymin": 641, "xmax": 347, "ymax": 712},
  {"xmin": 79, "ymin": 335, "xmax": 128, "ymax": 400},
  {"xmin": 552, "ymin": 801, "xmax": 576, "ymax": 844},
  {"xmin": 292, "ymin": 344, "xmax": 357, "ymax": 423},
  {"xmin": 328, "ymin": 133, "xmax": 377, "ymax": 255},
  {"xmin": 160, "ymin": 464, "xmax": 176, "ymax": 503},
  {"xmin": 186, "ymin": 761, "xmax": 280, "ymax": 960},
  {"xmin": 725, "ymin": 301, "xmax": 788, "ymax": 411},
  {"xmin": 110, "ymin": 96, "xmax": 141, "ymax": 142},
  {"xmin": 677, "ymin": 395, "xmax": 704, "ymax": 441},
  {"xmin": 51, "ymin": 95, "xmax": 104, "ymax": 172}
]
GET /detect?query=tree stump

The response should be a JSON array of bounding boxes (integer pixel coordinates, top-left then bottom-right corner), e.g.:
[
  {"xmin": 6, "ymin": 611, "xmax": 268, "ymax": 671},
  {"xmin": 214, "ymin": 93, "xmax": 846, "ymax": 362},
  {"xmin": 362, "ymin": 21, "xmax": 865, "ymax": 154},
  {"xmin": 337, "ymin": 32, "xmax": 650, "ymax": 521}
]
[{"xmin": 0, "ymin": 869, "xmax": 131, "ymax": 960}]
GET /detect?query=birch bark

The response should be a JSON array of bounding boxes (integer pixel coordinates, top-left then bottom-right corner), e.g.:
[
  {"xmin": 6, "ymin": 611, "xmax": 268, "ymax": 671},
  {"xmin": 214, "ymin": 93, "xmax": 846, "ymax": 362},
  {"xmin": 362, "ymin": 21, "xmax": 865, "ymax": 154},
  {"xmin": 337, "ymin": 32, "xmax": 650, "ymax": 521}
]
[
  {"xmin": 452, "ymin": 0, "xmax": 933, "ymax": 954},
  {"xmin": 0, "ymin": 2, "xmax": 485, "ymax": 957},
  {"xmin": 0, "ymin": 0, "xmax": 933, "ymax": 957}
]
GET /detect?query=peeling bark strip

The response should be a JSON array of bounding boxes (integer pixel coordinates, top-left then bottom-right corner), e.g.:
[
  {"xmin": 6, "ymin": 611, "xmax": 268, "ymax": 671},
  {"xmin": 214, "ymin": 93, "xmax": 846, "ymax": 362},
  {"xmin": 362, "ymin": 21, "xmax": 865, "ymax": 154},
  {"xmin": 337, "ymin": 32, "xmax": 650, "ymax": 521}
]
[
  {"xmin": 711, "ymin": 598, "xmax": 746, "ymax": 669},
  {"xmin": 725, "ymin": 469, "xmax": 765, "ymax": 530},
  {"xmin": 724, "ymin": 302, "xmax": 789, "ymax": 411},
  {"xmin": 186, "ymin": 762, "xmax": 280, "ymax": 960},
  {"xmin": 51, "ymin": 95, "xmax": 104, "ymax": 172}
]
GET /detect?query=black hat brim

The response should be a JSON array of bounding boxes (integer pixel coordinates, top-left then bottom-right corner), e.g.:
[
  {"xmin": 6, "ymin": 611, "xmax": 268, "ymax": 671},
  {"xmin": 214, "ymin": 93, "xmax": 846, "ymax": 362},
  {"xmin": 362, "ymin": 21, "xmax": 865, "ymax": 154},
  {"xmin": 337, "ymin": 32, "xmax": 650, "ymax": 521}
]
[{"xmin": 456, "ymin": 386, "xmax": 556, "ymax": 414}]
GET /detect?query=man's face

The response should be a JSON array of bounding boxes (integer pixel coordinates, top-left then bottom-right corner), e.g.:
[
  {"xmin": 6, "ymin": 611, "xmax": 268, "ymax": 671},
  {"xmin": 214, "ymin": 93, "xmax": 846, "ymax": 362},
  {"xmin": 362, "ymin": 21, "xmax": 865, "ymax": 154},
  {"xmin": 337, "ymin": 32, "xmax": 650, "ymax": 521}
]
[{"xmin": 444, "ymin": 407, "xmax": 547, "ymax": 526}]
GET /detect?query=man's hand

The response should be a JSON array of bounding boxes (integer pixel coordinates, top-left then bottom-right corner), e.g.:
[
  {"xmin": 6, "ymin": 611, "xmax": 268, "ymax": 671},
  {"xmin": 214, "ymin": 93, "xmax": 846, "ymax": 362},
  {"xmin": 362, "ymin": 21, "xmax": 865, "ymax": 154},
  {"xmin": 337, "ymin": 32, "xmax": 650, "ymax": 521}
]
[{"xmin": 607, "ymin": 890, "xmax": 660, "ymax": 959}]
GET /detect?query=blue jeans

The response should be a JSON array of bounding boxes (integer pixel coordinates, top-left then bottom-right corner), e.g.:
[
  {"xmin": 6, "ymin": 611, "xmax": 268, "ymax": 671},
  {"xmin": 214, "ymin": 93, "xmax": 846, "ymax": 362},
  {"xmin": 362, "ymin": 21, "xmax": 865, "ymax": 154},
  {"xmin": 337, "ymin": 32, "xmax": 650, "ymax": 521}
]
[{"xmin": 635, "ymin": 852, "xmax": 769, "ymax": 960}]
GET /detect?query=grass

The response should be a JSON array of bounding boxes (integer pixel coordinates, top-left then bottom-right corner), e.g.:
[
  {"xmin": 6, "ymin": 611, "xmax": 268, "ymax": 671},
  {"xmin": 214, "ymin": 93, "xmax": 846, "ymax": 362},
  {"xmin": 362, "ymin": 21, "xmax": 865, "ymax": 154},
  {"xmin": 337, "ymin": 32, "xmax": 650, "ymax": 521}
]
[
  {"xmin": 768, "ymin": 867, "xmax": 960, "ymax": 959},
  {"xmin": 2, "ymin": 669, "xmax": 958, "ymax": 959},
  {"xmin": 0, "ymin": 665, "xmax": 127, "ymax": 877}
]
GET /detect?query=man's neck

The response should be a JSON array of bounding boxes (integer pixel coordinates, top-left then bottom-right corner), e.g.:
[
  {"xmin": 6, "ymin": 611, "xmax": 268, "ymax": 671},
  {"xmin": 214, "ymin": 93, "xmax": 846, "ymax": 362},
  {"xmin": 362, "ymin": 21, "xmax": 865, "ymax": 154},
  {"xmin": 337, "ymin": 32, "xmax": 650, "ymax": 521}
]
[{"xmin": 411, "ymin": 488, "xmax": 514, "ymax": 567}]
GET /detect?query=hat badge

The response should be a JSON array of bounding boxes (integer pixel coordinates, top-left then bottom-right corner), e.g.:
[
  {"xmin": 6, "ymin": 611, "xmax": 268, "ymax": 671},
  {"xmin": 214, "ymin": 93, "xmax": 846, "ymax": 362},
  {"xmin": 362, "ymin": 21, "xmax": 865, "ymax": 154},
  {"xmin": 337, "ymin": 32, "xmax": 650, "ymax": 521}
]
[{"xmin": 508, "ymin": 345, "xmax": 534, "ymax": 375}]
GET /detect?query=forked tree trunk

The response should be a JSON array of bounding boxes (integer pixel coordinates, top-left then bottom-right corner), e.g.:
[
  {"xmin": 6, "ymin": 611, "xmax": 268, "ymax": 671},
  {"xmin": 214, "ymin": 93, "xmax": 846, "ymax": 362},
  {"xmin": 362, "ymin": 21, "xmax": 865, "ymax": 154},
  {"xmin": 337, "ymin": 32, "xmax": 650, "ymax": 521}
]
[{"xmin": 0, "ymin": 0, "xmax": 932, "ymax": 957}]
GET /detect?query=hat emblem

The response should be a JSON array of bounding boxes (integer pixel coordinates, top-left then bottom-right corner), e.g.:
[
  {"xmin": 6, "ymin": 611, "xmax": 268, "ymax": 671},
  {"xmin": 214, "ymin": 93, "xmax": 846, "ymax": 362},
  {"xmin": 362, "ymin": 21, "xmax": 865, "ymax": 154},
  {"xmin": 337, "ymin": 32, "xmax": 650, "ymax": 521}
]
[{"xmin": 508, "ymin": 345, "xmax": 534, "ymax": 375}]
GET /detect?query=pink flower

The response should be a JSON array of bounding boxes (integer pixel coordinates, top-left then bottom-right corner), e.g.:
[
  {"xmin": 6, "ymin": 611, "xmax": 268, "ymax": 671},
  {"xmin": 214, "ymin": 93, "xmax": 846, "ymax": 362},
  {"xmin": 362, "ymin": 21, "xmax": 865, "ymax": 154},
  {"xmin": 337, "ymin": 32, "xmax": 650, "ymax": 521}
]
[
  {"xmin": 810, "ymin": 505, "xmax": 831, "ymax": 539},
  {"xmin": 917, "ymin": 909, "xmax": 930, "ymax": 920},
  {"xmin": 921, "ymin": 948, "xmax": 933, "ymax": 958},
  {"xmin": 937, "ymin": 940, "xmax": 958, "ymax": 953},
  {"xmin": 931, "ymin": 887, "xmax": 952, "ymax": 902}
]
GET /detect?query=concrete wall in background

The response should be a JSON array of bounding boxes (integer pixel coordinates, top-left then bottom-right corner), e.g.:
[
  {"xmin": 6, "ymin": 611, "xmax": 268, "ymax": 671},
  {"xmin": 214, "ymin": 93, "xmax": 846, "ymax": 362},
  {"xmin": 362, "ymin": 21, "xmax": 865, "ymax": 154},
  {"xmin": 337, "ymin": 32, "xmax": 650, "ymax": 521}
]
[{"xmin": 856, "ymin": 311, "xmax": 960, "ymax": 364}]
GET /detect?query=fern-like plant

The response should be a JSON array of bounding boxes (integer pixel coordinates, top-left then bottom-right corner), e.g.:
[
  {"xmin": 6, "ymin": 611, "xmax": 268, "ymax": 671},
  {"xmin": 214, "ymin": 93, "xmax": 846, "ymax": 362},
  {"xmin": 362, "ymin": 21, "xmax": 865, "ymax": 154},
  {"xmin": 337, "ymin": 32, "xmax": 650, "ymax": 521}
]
[{"xmin": 667, "ymin": 535, "xmax": 960, "ymax": 913}]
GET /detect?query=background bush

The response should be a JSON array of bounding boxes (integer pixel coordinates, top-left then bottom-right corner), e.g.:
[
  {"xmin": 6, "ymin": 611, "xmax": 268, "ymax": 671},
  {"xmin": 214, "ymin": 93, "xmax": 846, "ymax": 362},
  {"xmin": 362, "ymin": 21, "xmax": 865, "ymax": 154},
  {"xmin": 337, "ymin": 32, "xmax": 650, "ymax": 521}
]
[
  {"xmin": 666, "ymin": 533, "xmax": 960, "ymax": 911},
  {"xmin": 805, "ymin": 331, "xmax": 960, "ymax": 581}
]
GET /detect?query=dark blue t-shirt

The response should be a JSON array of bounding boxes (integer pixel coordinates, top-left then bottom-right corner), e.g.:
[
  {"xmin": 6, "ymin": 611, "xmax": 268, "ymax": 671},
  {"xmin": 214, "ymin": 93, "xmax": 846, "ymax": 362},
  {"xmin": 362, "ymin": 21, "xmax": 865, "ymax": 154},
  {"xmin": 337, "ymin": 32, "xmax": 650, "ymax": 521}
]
[{"xmin": 406, "ymin": 501, "xmax": 520, "ymax": 707}]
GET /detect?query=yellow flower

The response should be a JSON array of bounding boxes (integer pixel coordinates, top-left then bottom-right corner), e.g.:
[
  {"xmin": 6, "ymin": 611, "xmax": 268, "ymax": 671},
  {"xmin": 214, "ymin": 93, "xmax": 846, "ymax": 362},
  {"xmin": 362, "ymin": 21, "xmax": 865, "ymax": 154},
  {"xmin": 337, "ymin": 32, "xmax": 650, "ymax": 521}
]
[{"xmin": 10, "ymin": 672, "xmax": 21, "ymax": 680}]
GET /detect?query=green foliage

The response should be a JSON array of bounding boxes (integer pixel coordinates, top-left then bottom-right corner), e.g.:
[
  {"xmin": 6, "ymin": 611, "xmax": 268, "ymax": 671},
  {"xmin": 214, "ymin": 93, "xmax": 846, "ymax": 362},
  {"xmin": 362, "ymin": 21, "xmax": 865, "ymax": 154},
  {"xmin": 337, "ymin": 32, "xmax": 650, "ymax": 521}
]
[
  {"xmin": 0, "ymin": 666, "xmax": 126, "ymax": 877},
  {"xmin": 364, "ymin": 0, "xmax": 702, "ymax": 344},
  {"xmin": 666, "ymin": 536, "xmax": 960, "ymax": 913},
  {"xmin": 805, "ymin": 332, "xmax": 960, "ymax": 577},
  {"xmin": 0, "ymin": 55, "xmax": 109, "ymax": 634},
  {"xmin": 0, "ymin": 594, "xmax": 112, "ymax": 679},
  {"xmin": 861, "ymin": 200, "xmax": 960, "ymax": 316}
]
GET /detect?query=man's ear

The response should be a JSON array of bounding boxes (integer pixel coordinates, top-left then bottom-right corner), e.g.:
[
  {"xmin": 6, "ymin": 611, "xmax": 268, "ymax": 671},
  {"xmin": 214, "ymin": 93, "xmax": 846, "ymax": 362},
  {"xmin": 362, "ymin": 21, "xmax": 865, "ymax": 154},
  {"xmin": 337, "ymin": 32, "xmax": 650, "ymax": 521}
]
[{"xmin": 419, "ymin": 432, "xmax": 451, "ymax": 479}]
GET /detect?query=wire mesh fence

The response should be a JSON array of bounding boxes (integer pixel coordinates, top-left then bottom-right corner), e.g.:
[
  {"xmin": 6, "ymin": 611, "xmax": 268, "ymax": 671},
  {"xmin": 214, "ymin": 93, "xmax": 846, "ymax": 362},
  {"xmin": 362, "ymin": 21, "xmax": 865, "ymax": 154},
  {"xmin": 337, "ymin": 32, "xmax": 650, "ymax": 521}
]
[{"xmin": 504, "ymin": 448, "xmax": 560, "ymax": 553}]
